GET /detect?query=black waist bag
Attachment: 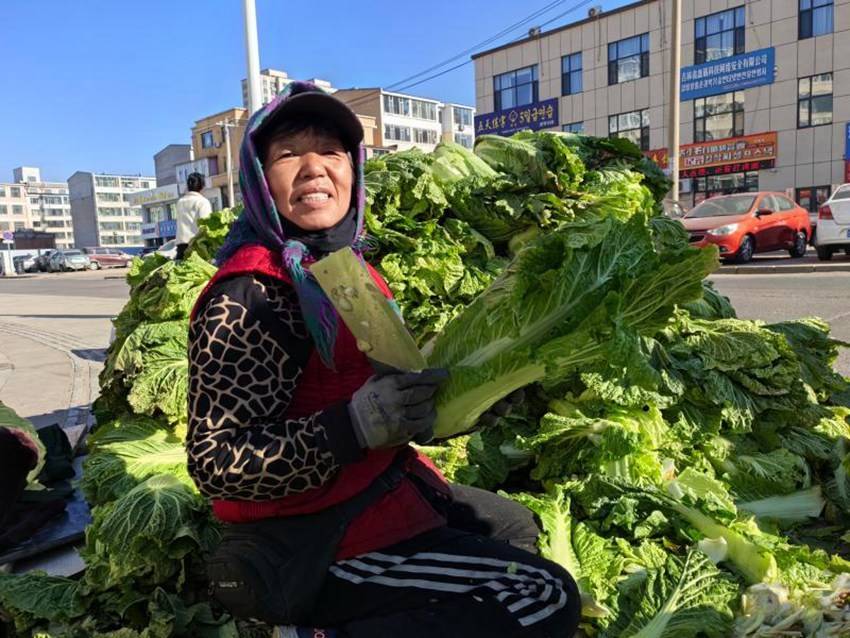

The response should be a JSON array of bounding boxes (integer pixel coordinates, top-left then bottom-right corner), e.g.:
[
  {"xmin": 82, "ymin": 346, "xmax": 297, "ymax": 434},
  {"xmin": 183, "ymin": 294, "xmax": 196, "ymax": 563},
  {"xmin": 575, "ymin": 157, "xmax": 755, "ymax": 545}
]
[{"xmin": 206, "ymin": 457, "xmax": 407, "ymax": 626}]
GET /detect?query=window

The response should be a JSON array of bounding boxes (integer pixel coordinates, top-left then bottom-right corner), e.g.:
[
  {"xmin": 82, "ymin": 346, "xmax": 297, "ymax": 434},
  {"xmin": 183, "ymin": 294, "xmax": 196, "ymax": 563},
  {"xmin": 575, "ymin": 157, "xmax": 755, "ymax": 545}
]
[
  {"xmin": 413, "ymin": 128, "xmax": 438, "ymax": 145},
  {"xmin": 201, "ymin": 131, "xmax": 215, "ymax": 148},
  {"xmin": 561, "ymin": 53, "xmax": 583, "ymax": 95},
  {"xmin": 694, "ymin": 91, "xmax": 744, "ymax": 142},
  {"xmin": 453, "ymin": 107, "xmax": 473, "ymax": 127},
  {"xmin": 383, "ymin": 94, "xmax": 411, "ymax": 116},
  {"xmin": 798, "ymin": 73, "xmax": 832, "ymax": 127},
  {"xmin": 411, "ymin": 100, "xmax": 437, "ymax": 121},
  {"xmin": 29, "ymin": 197, "xmax": 39, "ymax": 205},
  {"xmin": 98, "ymin": 192, "xmax": 121, "ymax": 202},
  {"xmin": 99, "ymin": 221, "xmax": 124, "ymax": 231},
  {"xmin": 141, "ymin": 181, "xmax": 151, "ymax": 189},
  {"xmin": 608, "ymin": 34, "xmax": 649, "ymax": 85},
  {"xmin": 384, "ymin": 124, "xmax": 411, "ymax": 142},
  {"xmin": 454, "ymin": 133, "xmax": 473, "ymax": 148},
  {"xmin": 125, "ymin": 222, "xmax": 141, "ymax": 232},
  {"xmin": 44, "ymin": 196, "xmax": 63, "ymax": 205},
  {"xmin": 0, "ymin": 205, "xmax": 6, "ymax": 215},
  {"xmin": 692, "ymin": 171, "xmax": 759, "ymax": 204},
  {"xmin": 12, "ymin": 205, "xmax": 23, "ymax": 215},
  {"xmin": 0, "ymin": 187, "xmax": 4, "ymax": 197},
  {"xmin": 95, "ymin": 176, "xmax": 119, "ymax": 188},
  {"xmin": 45, "ymin": 220, "xmax": 65, "ymax": 228},
  {"xmin": 494, "ymin": 65, "xmax": 538, "ymax": 111},
  {"xmin": 9, "ymin": 187, "xmax": 20, "ymax": 198},
  {"xmin": 795, "ymin": 186, "xmax": 831, "ymax": 214},
  {"xmin": 121, "ymin": 179, "xmax": 137, "ymax": 189},
  {"xmin": 98, "ymin": 207, "xmax": 123, "ymax": 217},
  {"xmin": 14, "ymin": 222, "xmax": 24, "ymax": 231},
  {"xmin": 695, "ymin": 6, "xmax": 745, "ymax": 64},
  {"xmin": 609, "ymin": 110, "xmax": 650, "ymax": 150},
  {"xmin": 800, "ymin": 0, "xmax": 833, "ymax": 39},
  {"xmin": 562, "ymin": 122, "xmax": 585, "ymax": 133}
]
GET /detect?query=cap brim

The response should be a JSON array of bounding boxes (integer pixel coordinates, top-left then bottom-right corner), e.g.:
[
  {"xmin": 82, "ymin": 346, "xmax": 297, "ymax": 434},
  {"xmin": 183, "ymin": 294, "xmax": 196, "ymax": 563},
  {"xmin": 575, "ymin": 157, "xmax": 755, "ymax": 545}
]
[{"xmin": 254, "ymin": 92, "xmax": 364, "ymax": 154}]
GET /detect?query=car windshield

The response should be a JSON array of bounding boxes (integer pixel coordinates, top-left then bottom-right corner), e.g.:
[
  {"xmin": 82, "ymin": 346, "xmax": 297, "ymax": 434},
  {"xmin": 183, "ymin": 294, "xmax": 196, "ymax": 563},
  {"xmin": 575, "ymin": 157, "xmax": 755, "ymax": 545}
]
[
  {"xmin": 161, "ymin": 240, "xmax": 176, "ymax": 250},
  {"xmin": 831, "ymin": 186, "xmax": 850, "ymax": 201},
  {"xmin": 64, "ymin": 250, "xmax": 82, "ymax": 256},
  {"xmin": 686, "ymin": 196, "xmax": 755, "ymax": 218}
]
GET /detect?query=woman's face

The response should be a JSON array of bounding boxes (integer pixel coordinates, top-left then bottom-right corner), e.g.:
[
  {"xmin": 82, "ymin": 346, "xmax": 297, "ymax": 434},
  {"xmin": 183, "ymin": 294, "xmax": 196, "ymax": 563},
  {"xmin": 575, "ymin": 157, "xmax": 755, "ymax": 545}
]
[{"xmin": 263, "ymin": 129, "xmax": 353, "ymax": 231}]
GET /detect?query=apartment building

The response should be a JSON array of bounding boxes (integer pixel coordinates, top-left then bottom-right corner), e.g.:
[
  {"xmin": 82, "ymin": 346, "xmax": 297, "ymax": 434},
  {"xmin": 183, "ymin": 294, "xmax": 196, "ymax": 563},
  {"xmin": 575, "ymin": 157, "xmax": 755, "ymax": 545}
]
[
  {"xmin": 241, "ymin": 68, "xmax": 335, "ymax": 108},
  {"xmin": 68, "ymin": 172, "xmax": 155, "ymax": 249},
  {"xmin": 334, "ymin": 89, "xmax": 476, "ymax": 154},
  {"xmin": 473, "ymin": 0, "xmax": 849, "ymax": 210},
  {"xmin": 0, "ymin": 180, "xmax": 31, "ymax": 237},
  {"xmin": 12, "ymin": 167, "xmax": 74, "ymax": 250}
]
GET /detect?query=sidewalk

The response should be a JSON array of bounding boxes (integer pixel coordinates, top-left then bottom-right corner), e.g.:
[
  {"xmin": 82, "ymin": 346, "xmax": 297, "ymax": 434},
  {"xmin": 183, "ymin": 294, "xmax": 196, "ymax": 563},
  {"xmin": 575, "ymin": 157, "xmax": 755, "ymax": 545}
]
[{"xmin": 0, "ymin": 291, "xmax": 126, "ymax": 446}]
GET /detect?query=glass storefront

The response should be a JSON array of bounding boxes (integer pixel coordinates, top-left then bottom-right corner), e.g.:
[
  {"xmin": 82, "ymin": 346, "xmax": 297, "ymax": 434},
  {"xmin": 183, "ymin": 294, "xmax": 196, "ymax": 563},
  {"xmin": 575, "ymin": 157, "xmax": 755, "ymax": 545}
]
[{"xmin": 692, "ymin": 171, "xmax": 759, "ymax": 205}]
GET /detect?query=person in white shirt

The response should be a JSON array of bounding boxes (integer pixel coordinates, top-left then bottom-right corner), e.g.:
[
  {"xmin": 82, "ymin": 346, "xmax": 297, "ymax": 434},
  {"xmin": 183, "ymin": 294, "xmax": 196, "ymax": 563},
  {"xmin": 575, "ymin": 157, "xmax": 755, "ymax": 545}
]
[{"xmin": 175, "ymin": 172, "xmax": 213, "ymax": 259}]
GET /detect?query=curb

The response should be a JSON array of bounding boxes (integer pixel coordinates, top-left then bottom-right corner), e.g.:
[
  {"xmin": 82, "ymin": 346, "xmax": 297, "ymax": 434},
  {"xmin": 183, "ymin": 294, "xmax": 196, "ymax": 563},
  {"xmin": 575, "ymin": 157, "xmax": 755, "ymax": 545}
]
[{"xmin": 716, "ymin": 263, "xmax": 850, "ymax": 274}]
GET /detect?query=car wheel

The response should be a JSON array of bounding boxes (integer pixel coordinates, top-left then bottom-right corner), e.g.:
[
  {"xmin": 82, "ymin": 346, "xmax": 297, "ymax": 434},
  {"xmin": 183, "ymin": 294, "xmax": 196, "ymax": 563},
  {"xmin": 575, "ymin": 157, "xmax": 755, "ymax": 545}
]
[
  {"xmin": 735, "ymin": 235, "xmax": 755, "ymax": 264},
  {"xmin": 816, "ymin": 245, "xmax": 834, "ymax": 261},
  {"xmin": 788, "ymin": 231, "xmax": 807, "ymax": 258},
  {"xmin": 89, "ymin": 261, "xmax": 100, "ymax": 270}
]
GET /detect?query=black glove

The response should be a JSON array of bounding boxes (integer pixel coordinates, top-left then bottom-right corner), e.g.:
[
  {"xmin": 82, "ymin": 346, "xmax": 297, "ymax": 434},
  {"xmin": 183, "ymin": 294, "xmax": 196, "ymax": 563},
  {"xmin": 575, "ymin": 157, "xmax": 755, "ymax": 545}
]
[
  {"xmin": 478, "ymin": 388, "xmax": 526, "ymax": 428},
  {"xmin": 348, "ymin": 368, "xmax": 449, "ymax": 449}
]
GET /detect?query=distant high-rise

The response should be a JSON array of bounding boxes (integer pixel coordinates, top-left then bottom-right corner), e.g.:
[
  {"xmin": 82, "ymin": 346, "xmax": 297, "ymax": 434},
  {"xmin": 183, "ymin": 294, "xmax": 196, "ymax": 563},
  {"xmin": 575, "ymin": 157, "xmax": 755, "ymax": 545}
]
[
  {"xmin": 241, "ymin": 68, "xmax": 335, "ymax": 108},
  {"xmin": 68, "ymin": 172, "xmax": 155, "ymax": 248}
]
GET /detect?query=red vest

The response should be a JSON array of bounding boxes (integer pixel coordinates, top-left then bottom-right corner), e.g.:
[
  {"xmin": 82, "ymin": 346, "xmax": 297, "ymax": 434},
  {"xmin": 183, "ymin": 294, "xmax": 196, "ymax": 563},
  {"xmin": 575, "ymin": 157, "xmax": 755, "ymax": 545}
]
[{"xmin": 190, "ymin": 244, "xmax": 450, "ymax": 559}]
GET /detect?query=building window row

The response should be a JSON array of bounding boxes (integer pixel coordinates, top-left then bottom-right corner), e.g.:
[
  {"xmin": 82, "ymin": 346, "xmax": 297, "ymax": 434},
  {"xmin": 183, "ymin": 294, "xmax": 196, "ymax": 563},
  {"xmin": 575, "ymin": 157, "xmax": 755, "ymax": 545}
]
[
  {"xmin": 798, "ymin": 73, "xmax": 832, "ymax": 128},
  {"xmin": 695, "ymin": 6, "xmax": 745, "ymax": 64},
  {"xmin": 413, "ymin": 128, "xmax": 438, "ymax": 145},
  {"xmin": 410, "ymin": 99, "xmax": 437, "ymax": 121},
  {"xmin": 494, "ymin": 65, "xmax": 538, "ymax": 111},
  {"xmin": 453, "ymin": 106, "xmax": 473, "ymax": 127},
  {"xmin": 608, "ymin": 34, "xmax": 649, "ymax": 85},
  {"xmin": 609, "ymin": 109, "xmax": 649, "ymax": 150},
  {"xmin": 384, "ymin": 124, "xmax": 411, "ymax": 142},
  {"xmin": 562, "ymin": 122, "xmax": 584, "ymax": 133},
  {"xmin": 454, "ymin": 133, "xmax": 473, "ymax": 148},
  {"xmin": 561, "ymin": 53, "xmax": 582, "ymax": 96},
  {"xmin": 98, "ymin": 192, "xmax": 122, "ymax": 203}
]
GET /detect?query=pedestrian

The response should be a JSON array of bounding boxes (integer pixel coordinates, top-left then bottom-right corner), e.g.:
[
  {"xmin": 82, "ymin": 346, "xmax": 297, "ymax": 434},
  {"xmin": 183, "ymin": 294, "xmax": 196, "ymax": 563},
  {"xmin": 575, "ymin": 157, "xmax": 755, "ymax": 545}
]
[
  {"xmin": 186, "ymin": 82, "xmax": 581, "ymax": 638},
  {"xmin": 174, "ymin": 171, "xmax": 212, "ymax": 259}
]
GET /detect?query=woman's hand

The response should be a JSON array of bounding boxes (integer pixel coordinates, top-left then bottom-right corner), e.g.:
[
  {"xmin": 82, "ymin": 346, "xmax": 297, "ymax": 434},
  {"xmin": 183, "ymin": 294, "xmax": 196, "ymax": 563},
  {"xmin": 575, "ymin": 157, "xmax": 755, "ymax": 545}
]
[{"xmin": 348, "ymin": 368, "xmax": 449, "ymax": 450}]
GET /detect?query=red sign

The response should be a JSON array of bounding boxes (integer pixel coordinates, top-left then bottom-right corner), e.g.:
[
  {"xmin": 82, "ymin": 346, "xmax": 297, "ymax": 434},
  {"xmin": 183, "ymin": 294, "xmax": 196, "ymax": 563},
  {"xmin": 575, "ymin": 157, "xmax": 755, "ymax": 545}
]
[{"xmin": 645, "ymin": 132, "xmax": 779, "ymax": 177}]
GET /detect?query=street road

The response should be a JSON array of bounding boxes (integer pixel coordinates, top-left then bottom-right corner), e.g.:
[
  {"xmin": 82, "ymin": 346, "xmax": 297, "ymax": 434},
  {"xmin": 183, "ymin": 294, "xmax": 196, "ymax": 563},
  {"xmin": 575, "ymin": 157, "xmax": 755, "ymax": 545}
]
[{"xmin": 710, "ymin": 272, "xmax": 850, "ymax": 376}]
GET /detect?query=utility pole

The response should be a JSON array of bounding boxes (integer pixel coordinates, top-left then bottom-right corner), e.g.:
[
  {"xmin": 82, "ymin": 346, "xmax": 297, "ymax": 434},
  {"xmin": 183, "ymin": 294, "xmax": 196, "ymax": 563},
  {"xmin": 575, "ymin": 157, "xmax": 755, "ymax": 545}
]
[
  {"xmin": 243, "ymin": 0, "xmax": 262, "ymax": 114},
  {"xmin": 217, "ymin": 120, "xmax": 236, "ymax": 208},
  {"xmin": 669, "ymin": 0, "xmax": 682, "ymax": 204}
]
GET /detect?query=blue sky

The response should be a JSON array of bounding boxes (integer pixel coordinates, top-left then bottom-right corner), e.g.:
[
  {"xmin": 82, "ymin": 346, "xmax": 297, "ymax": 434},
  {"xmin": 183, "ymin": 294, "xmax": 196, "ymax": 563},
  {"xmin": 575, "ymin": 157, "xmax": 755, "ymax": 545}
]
[{"xmin": 0, "ymin": 0, "xmax": 630, "ymax": 183}]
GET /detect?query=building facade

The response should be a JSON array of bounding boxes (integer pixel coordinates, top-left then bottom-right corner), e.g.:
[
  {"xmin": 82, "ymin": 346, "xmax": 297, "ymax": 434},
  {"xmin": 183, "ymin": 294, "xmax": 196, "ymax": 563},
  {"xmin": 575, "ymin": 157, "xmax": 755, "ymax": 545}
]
[
  {"xmin": 473, "ymin": 0, "xmax": 849, "ymax": 210},
  {"xmin": 191, "ymin": 108, "xmax": 249, "ymax": 209},
  {"xmin": 68, "ymin": 172, "xmax": 155, "ymax": 249},
  {"xmin": 12, "ymin": 167, "xmax": 74, "ymax": 250},
  {"xmin": 241, "ymin": 68, "xmax": 335, "ymax": 109},
  {"xmin": 334, "ymin": 89, "xmax": 476, "ymax": 154},
  {"xmin": 0, "ymin": 179, "xmax": 33, "ymax": 237}
]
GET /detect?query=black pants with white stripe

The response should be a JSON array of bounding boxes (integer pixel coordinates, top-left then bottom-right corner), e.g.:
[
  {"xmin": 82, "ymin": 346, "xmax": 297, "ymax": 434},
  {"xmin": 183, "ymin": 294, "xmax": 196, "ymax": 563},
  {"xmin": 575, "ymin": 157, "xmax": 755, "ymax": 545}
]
[{"xmin": 309, "ymin": 485, "xmax": 582, "ymax": 637}]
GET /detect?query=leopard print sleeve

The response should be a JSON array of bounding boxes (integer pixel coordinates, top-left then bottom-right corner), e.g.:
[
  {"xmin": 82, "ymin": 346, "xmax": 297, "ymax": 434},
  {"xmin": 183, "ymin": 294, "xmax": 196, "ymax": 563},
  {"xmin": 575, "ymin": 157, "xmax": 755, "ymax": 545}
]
[{"xmin": 186, "ymin": 275, "xmax": 364, "ymax": 501}]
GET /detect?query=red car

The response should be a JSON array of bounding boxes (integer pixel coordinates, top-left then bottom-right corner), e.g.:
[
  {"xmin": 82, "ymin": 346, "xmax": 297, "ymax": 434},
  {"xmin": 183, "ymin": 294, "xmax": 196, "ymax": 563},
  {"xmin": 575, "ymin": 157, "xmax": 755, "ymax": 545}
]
[
  {"xmin": 680, "ymin": 192, "xmax": 811, "ymax": 263},
  {"xmin": 83, "ymin": 247, "xmax": 134, "ymax": 269}
]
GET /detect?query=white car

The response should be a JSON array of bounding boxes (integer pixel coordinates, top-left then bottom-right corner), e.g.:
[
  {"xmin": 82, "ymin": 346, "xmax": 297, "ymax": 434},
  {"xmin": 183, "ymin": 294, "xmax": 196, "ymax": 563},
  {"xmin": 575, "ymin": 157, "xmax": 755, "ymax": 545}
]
[
  {"xmin": 143, "ymin": 239, "xmax": 177, "ymax": 260},
  {"xmin": 814, "ymin": 184, "xmax": 850, "ymax": 260}
]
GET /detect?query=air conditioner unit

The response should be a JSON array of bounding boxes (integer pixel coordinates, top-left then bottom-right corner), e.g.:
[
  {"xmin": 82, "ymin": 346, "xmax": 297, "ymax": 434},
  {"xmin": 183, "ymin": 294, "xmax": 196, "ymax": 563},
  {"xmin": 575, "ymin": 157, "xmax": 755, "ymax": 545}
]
[
  {"xmin": 588, "ymin": 6, "xmax": 602, "ymax": 18},
  {"xmin": 528, "ymin": 26, "xmax": 541, "ymax": 38}
]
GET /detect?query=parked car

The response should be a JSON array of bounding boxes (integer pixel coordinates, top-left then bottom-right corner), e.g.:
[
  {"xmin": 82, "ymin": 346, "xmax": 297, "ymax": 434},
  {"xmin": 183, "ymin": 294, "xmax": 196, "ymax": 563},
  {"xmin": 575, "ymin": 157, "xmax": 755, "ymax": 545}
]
[
  {"xmin": 48, "ymin": 249, "xmax": 92, "ymax": 272},
  {"xmin": 34, "ymin": 249, "xmax": 57, "ymax": 272},
  {"xmin": 142, "ymin": 239, "xmax": 177, "ymax": 260},
  {"xmin": 680, "ymin": 192, "xmax": 811, "ymax": 263},
  {"xmin": 12, "ymin": 254, "xmax": 37, "ymax": 273},
  {"xmin": 814, "ymin": 184, "xmax": 850, "ymax": 261},
  {"xmin": 138, "ymin": 246, "xmax": 158, "ymax": 258},
  {"xmin": 83, "ymin": 247, "xmax": 134, "ymax": 269}
]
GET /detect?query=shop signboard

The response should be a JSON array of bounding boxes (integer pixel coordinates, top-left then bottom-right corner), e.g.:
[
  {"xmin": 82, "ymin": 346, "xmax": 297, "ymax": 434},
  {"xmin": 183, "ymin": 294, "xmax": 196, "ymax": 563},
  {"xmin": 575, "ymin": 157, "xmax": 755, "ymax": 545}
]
[
  {"xmin": 158, "ymin": 219, "xmax": 177, "ymax": 239},
  {"xmin": 645, "ymin": 132, "xmax": 777, "ymax": 178},
  {"xmin": 474, "ymin": 98, "xmax": 559, "ymax": 136}
]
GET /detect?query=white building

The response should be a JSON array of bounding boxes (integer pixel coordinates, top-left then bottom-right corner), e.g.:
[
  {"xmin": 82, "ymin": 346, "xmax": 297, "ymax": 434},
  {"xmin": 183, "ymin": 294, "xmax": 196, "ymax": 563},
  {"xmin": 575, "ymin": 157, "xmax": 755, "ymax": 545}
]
[
  {"xmin": 68, "ymin": 172, "xmax": 155, "ymax": 249},
  {"xmin": 0, "ymin": 180, "xmax": 32, "ymax": 236},
  {"xmin": 334, "ymin": 88, "xmax": 476, "ymax": 154},
  {"xmin": 14, "ymin": 167, "xmax": 74, "ymax": 250},
  {"xmin": 242, "ymin": 68, "xmax": 335, "ymax": 108}
]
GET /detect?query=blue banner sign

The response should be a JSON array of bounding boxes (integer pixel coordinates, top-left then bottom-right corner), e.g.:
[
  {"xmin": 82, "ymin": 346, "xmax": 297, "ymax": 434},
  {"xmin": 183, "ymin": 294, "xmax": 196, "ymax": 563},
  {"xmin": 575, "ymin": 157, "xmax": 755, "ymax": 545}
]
[
  {"xmin": 158, "ymin": 219, "xmax": 177, "ymax": 239},
  {"xmin": 845, "ymin": 123, "xmax": 850, "ymax": 160},
  {"xmin": 475, "ymin": 98, "xmax": 559, "ymax": 136},
  {"xmin": 680, "ymin": 47, "xmax": 775, "ymax": 101}
]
